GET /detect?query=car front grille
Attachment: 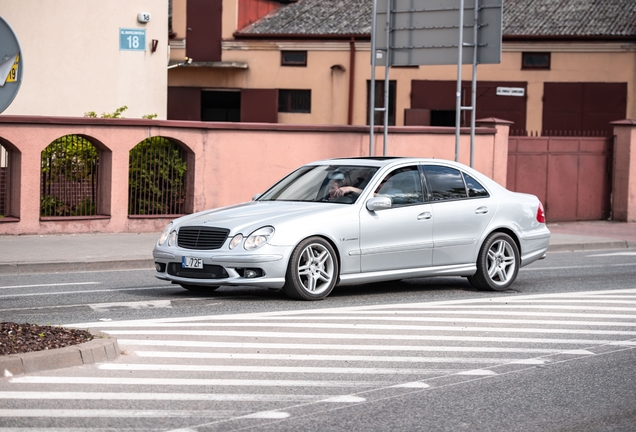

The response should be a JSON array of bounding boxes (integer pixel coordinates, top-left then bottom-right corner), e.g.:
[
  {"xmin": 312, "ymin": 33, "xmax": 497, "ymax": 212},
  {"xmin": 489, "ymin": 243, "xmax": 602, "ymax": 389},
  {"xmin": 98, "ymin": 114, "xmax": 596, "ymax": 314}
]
[
  {"xmin": 177, "ymin": 227, "xmax": 230, "ymax": 250},
  {"xmin": 167, "ymin": 263, "xmax": 229, "ymax": 279}
]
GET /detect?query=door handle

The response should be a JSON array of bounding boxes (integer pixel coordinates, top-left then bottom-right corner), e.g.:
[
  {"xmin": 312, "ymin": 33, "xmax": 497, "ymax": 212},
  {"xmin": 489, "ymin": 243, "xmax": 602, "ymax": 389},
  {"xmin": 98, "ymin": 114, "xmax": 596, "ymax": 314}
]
[
  {"xmin": 417, "ymin": 212, "xmax": 432, "ymax": 220},
  {"xmin": 475, "ymin": 206, "xmax": 489, "ymax": 214}
]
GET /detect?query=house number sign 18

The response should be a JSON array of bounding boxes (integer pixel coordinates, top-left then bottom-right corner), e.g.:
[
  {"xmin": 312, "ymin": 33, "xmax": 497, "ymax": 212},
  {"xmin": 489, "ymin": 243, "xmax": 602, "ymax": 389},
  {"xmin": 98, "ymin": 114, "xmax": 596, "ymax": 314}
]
[{"xmin": 119, "ymin": 28, "xmax": 146, "ymax": 51}]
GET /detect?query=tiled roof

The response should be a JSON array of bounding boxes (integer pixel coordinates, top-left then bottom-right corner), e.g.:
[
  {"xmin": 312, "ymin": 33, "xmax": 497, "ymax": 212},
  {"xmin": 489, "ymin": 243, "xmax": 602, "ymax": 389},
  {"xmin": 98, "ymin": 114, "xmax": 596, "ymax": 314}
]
[
  {"xmin": 238, "ymin": 0, "xmax": 372, "ymax": 35},
  {"xmin": 237, "ymin": 0, "xmax": 636, "ymax": 38},
  {"xmin": 503, "ymin": 0, "xmax": 636, "ymax": 37}
]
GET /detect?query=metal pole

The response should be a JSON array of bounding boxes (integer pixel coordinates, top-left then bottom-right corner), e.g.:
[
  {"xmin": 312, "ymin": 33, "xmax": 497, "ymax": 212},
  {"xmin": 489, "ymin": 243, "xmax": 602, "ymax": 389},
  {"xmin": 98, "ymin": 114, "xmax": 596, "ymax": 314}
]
[
  {"xmin": 470, "ymin": 0, "xmax": 479, "ymax": 167},
  {"xmin": 369, "ymin": 0, "xmax": 379, "ymax": 157},
  {"xmin": 455, "ymin": 0, "xmax": 466, "ymax": 162},
  {"xmin": 383, "ymin": 0, "xmax": 391, "ymax": 156}
]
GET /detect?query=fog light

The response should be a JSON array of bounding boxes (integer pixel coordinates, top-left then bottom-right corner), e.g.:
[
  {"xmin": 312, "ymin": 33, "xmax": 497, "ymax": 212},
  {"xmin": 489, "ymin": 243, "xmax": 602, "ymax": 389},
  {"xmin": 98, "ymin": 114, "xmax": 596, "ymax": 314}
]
[
  {"xmin": 155, "ymin": 263, "xmax": 166, "ymax": 272},
  {"xmin": 245, "ymin": 269, "xmax": 259, "ymax": 278}
]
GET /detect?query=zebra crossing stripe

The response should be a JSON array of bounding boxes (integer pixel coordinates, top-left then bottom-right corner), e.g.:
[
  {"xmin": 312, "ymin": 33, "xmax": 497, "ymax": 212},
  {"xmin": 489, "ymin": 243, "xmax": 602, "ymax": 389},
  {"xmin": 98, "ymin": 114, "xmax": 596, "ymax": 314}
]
[
  {"xmin": 98, "ymin": 363, "xmax": 459, "ymax": 375},
  {"xmin": 0, "ymin": 391, "xmax": 328, "ymax": 402},
  {"xmin": 118, "ymin": 339, "xmax": 594, "ymax": 355},
  {"xmin": 133, "ymin": 351, "xmax": 526, "ymax": 364},
  {"xmin": 10, "ymin": 376, "xmax": 392, "ymax": 388}
]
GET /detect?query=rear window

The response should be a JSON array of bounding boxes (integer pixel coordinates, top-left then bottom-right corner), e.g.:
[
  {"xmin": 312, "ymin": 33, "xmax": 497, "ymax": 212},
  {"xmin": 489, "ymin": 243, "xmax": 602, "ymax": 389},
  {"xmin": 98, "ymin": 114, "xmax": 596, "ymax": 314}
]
[{"xmin": 463, "ymin": 173, "xmax": 489, "ymax": 198}]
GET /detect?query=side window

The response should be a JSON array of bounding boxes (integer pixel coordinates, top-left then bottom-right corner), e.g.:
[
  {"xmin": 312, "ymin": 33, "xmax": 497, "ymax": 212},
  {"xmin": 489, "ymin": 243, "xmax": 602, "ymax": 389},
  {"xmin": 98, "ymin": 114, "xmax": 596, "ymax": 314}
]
[
  {"xmin": 463, "ymin": 173, "xmax": 490, "ymax": 198},
  {"xmin": 376, "ymin": 166, "xmax": 423, "ymax": 207},
  {"xmin": 424, "ymin": 165, "xmax": 467, "ymax": 201}
]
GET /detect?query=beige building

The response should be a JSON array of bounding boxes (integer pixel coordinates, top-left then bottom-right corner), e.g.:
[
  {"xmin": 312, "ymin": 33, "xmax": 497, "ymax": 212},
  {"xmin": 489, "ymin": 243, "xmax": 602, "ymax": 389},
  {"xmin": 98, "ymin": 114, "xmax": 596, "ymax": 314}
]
[
  {"xmin": 168, "ymin": 0, "xmax": 636, "ymax": 134},
  {"xmin": 0, "ymin": 0, "xmax": 169, "ymax": 119}
]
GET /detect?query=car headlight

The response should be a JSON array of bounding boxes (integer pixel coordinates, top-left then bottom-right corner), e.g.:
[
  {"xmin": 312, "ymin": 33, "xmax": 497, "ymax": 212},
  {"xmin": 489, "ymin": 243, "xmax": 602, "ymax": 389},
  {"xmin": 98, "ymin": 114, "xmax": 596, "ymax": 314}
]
[
  {"xmin": 167, "ymin": 230, "xmax": 177, "ymax": 247},
  {"xmin": 229, "ymin": 234, "xmax": 244, "ymax": 250},
  {"xmin": 158, "ymin": 222, "xmax": 173, "ymax": 246},
  {"xmin": 244, "ymin": 226, "xmax": 275, "ymax": 250}
]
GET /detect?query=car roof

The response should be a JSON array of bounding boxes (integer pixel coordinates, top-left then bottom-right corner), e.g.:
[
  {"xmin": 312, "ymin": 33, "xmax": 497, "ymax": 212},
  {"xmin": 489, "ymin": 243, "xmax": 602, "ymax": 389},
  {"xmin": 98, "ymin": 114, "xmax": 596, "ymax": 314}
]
[{"xmin": 308, "ymin": 156, "xmax": 459, "ymax": 168}]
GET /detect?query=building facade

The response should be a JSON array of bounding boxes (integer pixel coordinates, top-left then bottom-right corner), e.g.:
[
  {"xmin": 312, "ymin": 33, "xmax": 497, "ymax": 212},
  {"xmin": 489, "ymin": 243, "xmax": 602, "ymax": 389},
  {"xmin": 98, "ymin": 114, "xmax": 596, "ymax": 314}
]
[
  {"xmin": 167, "ymin": 0, "xmax": 636, "ymax": 135},
  {"xmin": 0, "ymin": 0, "xmax": 169, "ymax": 119}
]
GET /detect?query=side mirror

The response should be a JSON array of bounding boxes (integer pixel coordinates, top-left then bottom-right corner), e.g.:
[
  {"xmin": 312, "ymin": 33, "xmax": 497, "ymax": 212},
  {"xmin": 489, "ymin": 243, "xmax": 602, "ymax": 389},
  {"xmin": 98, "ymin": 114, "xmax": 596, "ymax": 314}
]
[
  {"xmin": 252, "ymin": 194, "xmax": 261, "ymax": 201},
  {"xmin": 366, "ymin": 196, "xmax": 392, "ymax": 212}
]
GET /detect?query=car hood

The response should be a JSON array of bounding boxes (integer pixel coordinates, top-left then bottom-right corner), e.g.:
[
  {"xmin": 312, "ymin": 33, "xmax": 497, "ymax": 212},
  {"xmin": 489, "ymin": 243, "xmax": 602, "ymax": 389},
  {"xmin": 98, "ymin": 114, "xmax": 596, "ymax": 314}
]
[{"xmin": 175, "ymin": 201, "xmax": 351, "ymax": 234}]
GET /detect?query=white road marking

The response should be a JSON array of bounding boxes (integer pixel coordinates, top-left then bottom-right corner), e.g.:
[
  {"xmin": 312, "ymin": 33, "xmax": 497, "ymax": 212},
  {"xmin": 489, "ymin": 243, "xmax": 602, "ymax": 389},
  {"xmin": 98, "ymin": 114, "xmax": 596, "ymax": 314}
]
[
  {"xmin": 93, "ymin": 316, "xmax": 636, "ymax": 327},
  {"xmin": 104, "ymin": 325, "xmax": 636, "ymax": 336},
  {"xmin": 134, "ymin": 351, "xmax": 527, "ymax": 364},
  {"xmin": 321, "ymin": 395, "xmax": 366, "ymax": 403},
  {"xmin": 10, "ymin": 376, "xmax": 392, "ymax": 388},
  {"xmin": 121, "ymin": 339, "xmax": 580, "ymax": 354},
  {"xmin": 521, "ymin": 263, "xmax": 636, "ymax": 271},
  {"xmin": 456, "ymin": 369, "xmax": 497, "ymax": 376},
  {"xmin": 99, "ymin": 363, "xmax": 457, "ymax": 375},
  {"xmin": 243, "ymin": 411, "xmax": 290, "ymax": 419},
  {"xmin": 0, "ymin": 391, "xmax": 323, "ymax": 402},
  {"xmin": 587, "ymin": 252, "xmax": 636, "ymax": 257},
  {"xmin": 232, "ymin": 310, "xmax": 636, "ymax": 319},
  {"xmin": 0, "ymin": 409, "xmax": 239, "ymax": 418},
  {"xmin": 89, "ymin": 300, "xmax": 173, "ymax": 311},
  {"xmin": 392, "ymin": 382, "xmax": 430, "ymax": 388},
  {"xmin": 493, "ymin": 299, "xmax": 636, "ymax": 304},
  {"xmin": 0, "ymin": 282, "xmax": 99, "ymax": 290},
  {"xmin": 111, "ymin": 332, "xmax": 623, "ymax": 345},
  {"xmin": 0, "ymin": 286, "xmax": 171, "ymax": 299},
  {"xmin": 71, "ymin": 288, "xmax": 636, "ymax": 328}
]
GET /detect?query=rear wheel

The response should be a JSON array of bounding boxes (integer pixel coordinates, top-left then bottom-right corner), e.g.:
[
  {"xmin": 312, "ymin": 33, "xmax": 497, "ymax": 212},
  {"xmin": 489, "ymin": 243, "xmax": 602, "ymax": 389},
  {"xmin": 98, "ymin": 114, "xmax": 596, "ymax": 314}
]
[
  {"xmin": 179, "ymin": 284, "xmax": 219, "ymax": 293},
  {"xmin": 282, "ymin": 237, "xmax": 339, "ymax": 300},
  {"xmin": 468, "ymin": 232, "xmax": 519, "ymax": 291}
]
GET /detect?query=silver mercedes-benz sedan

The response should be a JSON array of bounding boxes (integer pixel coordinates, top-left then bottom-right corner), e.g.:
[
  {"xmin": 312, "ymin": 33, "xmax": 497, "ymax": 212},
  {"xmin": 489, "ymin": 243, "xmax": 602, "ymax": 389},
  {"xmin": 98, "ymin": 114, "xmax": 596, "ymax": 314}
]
[{"xmin": 153, "ymin": 157, "xmax": 550, "ymax": 300}]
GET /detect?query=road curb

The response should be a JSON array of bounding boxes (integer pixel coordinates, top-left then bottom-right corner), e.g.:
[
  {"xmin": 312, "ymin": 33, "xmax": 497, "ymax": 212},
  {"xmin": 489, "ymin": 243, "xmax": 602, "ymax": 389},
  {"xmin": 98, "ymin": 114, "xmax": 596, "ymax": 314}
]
[
  {"xmin": 1, "ymin": 330, "xmax": 119, "ymax": 378},
  {"xmin": 0, "ymin": 259, "xmax": 155, "ymax": 276},
  {"xmin": 548, "ymin": 241, "xmax": 635, "ymax": 252}
]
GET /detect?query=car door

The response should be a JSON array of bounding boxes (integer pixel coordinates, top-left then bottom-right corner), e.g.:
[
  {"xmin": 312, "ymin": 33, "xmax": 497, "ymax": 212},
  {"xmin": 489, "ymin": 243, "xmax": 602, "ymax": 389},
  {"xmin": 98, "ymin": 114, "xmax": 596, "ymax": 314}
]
[
  {"xmin": 423, "ymin": 165, "xmax": 496, "ymax": 266},
  {"xmin": 359, "ymin": 165, "xmax": 433, "ymax": 272}
]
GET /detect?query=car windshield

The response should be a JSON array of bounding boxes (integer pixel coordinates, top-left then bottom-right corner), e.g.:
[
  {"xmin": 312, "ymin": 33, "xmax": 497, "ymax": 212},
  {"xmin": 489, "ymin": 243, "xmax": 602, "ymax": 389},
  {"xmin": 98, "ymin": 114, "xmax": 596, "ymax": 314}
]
[{"xmin": 258, "ymin": 165, "xmax": 379, "ymax": 203}]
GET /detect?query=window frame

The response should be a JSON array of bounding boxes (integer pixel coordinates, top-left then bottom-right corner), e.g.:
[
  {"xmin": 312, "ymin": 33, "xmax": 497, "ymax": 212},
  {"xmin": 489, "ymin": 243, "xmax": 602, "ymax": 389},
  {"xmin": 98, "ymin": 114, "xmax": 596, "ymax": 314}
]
[
  {"xmin": 522, "ymin": 52, "xmax": 551, "ymax": 70},
  {"xmin": 376, "ymin": 165, "xmax": 425, "ymax": 208},
  {"xmin": 278, "ymin": 89, "xmax": 312, "ymax": 114},
  {"xmin": 281, "ymin": 51, "xmax": 307, "ymax": 67}
]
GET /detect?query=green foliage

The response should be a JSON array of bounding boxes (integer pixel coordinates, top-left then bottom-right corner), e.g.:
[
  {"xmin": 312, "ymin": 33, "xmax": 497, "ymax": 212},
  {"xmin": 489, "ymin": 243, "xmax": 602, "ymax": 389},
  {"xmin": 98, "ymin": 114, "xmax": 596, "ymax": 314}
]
[
  {"xmin": 40, "ymin": 135, "xmax": 99, "ymax": 217},
  {"xmin": 84, "ymin": 106, "xmax": 128, "ymax": 118},
  {"xmin": 128, "ymin": 137, "xmax": 187, "ymax": 215},
  {"xmin": 84, "ymin": 106, "xmax": 157, "ymax": 119},
  {"xmin": 40, "ymin": 195, "xmax": 69, "ymax": 217}
]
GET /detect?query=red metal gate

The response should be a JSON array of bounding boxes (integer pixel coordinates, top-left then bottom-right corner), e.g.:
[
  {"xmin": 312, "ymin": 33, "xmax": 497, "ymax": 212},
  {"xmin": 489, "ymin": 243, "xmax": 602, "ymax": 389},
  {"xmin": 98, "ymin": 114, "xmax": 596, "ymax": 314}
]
[{"xmin": 507, "ymin": 135, "xmax": 613, "ymax": 222}]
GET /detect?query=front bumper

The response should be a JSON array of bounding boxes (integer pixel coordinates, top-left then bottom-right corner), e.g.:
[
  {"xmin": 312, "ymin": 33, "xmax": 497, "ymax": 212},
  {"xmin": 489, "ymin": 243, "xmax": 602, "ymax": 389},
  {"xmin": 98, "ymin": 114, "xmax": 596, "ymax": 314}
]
[{"xmin": 152, "ymin": 245, "xmax": 291, "ymax": 289}]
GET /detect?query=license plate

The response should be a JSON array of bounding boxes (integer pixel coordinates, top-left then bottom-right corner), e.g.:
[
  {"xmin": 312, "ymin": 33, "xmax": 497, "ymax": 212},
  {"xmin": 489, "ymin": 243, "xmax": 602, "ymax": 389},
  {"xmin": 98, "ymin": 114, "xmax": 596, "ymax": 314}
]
[{"xmin": 182, "ymin": 257, "xmax": 203, "ymax": 269}]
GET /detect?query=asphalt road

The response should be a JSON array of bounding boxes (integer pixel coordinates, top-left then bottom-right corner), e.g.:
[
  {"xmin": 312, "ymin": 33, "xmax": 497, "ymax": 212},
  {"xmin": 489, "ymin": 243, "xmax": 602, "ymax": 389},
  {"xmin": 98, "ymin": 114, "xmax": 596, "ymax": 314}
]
[{"xmin": 1, "ymin": 248, "xmax": 635, "ymax": 431}]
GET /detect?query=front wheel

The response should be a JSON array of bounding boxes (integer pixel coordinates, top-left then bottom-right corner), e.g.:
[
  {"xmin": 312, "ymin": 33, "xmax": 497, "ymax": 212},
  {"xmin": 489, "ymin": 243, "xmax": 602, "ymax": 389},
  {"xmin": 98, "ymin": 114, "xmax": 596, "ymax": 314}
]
[
  {"xmin": 282, "ymin": 237, "xmax": 339, "ymax": 300},
  {"xmin": 468, "ymin": 232, "xmax": 519, "ymax": 291}
]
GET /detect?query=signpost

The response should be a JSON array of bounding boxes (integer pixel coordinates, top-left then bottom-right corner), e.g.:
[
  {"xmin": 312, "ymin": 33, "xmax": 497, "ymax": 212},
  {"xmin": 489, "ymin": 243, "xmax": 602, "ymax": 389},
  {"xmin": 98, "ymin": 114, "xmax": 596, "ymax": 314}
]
[
  {"xmin": 0, "ymin": 16, "xmax": 23, "ymax": 114},
  {"xmin": 370, "ymin": 0, "xmax": 503, "ymax": 164}
]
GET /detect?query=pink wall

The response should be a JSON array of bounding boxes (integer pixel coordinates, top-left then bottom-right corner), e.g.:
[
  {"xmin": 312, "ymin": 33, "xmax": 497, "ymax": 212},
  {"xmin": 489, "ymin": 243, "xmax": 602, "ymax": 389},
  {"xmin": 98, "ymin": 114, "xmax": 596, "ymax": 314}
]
[
  {"xmin": 0, "ymin": 116, "xmax": 509, "ymax": 235},
  {"xmin": 612, "ymin": 120, "xmax": 636, "ymax": 222}
]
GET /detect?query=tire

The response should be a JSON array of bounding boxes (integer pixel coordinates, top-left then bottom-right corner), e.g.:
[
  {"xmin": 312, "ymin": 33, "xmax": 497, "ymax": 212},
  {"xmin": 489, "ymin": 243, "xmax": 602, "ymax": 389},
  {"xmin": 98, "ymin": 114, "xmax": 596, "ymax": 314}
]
[
  {"xmin": 282, "ymin": 236, "xmax": 339, "ymax": 300},
  {"xmin": 468, "ymin": 232, "xmax": 519, "ymax": 291},
  {"xmin": 179, "ymin": 284, "xmax": 220, "ymax": 292}
]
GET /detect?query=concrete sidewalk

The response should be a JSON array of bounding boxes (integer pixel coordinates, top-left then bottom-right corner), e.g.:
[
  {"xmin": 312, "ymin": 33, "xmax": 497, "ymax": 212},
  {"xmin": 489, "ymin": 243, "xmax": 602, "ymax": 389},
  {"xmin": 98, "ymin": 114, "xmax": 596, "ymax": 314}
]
[{"xmin": 0, "ymin": 221, "xmax": 635, "ymax": 276}]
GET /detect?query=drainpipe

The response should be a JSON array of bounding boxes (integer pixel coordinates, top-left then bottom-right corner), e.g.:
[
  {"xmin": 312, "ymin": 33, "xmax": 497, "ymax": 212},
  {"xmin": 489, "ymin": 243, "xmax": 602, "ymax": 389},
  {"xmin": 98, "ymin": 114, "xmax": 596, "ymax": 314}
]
[{"xmin": 348, "ymin": 37, "xmax": 356, "ymax": 125}]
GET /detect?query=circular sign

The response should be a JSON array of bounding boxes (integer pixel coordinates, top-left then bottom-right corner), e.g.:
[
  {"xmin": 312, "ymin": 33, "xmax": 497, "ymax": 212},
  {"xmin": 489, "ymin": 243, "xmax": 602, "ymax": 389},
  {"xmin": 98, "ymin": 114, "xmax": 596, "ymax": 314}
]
[{"xmin": 0, "ymin": 16, "xmax": 23, "ymax": 114}]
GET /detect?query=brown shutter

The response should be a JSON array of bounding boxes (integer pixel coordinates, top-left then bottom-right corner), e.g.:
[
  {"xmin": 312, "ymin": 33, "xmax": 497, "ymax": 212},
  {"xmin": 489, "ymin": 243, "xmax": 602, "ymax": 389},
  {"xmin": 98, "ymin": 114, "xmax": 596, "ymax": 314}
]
[
  {"xmin": 240, "ymin": 89, "xmax": 278, "ymax": 123},
  {"xmin": 168, "ymin": 87, "xmax": 201, "ymax": 121}
]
